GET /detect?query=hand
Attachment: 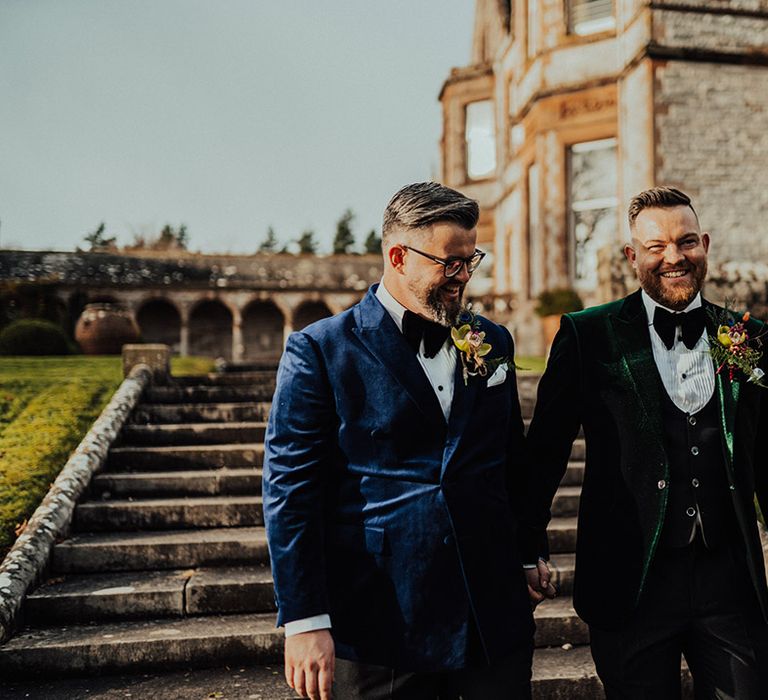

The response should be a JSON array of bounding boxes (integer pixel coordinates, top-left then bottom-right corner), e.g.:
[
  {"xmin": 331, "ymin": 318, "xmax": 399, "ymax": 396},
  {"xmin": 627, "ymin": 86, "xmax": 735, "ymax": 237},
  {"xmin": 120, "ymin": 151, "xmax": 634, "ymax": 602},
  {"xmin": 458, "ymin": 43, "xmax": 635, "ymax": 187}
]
[
  {"xmin": 525, "ymin": 560, "xmax": 557, "ymax": 608},
  {"xmin": 285, "ymin": 629, "xmax": 335, "ymax": 700}
]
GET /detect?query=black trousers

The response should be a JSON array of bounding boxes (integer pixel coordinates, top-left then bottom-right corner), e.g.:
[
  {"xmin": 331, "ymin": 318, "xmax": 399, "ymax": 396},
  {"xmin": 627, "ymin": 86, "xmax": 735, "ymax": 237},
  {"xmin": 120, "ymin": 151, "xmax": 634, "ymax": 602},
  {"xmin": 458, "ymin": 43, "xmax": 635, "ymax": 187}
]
[
  {"xmin": 332, "ymin": 623, "xmax": 533, "ymax": 700},
  {"xmin": 590, "ymin": 535, "xmax": 768, "ymax": 699}
]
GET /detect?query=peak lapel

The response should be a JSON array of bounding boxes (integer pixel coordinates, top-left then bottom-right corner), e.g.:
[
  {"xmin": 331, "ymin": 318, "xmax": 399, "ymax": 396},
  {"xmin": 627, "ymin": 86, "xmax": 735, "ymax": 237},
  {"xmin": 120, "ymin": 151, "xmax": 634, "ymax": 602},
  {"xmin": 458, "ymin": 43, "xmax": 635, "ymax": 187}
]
[
  {"xmin": 704, "ymin": 300, "xmax": 740, "ymax": 467},
  {"xmin": 609, "ymin": 291, "xmax": 666, "ymax": 446},
  {"xmin": 352, "ymin": 287, "xmax": 446, "ymax": 428}
]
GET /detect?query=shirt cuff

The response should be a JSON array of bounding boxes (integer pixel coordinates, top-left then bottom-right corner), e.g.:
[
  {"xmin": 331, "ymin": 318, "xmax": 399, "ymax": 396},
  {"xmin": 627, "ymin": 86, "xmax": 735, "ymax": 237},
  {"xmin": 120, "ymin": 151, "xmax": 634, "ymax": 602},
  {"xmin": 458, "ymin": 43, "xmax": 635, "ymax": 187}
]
[{"xmin": 284, "ymin": 614, "xmax": 332, "ymax": 637}]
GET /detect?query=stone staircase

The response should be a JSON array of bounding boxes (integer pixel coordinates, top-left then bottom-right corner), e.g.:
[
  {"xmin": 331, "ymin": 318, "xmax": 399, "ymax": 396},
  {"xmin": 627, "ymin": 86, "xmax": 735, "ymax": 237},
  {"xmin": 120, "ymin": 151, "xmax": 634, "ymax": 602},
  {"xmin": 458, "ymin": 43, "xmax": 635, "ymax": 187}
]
[{"xmin": 0, "ymin": 370, "xmax": 602, "ymax": 697}]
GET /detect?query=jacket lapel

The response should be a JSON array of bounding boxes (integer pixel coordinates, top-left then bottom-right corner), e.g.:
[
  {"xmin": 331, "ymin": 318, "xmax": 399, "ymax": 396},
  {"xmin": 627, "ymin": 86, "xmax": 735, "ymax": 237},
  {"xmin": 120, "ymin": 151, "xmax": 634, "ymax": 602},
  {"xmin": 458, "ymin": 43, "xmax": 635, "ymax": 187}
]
[
  {"xmin": 704, "ymin": 300, "xmax": 741, "ymax": 470},
  {"xmin": 609, "ymin": 291, "xmax": 666, "ymax": 442},
  {"xmin": 352, "ymin": 286, "xmax": 446, "ymax": 428}
]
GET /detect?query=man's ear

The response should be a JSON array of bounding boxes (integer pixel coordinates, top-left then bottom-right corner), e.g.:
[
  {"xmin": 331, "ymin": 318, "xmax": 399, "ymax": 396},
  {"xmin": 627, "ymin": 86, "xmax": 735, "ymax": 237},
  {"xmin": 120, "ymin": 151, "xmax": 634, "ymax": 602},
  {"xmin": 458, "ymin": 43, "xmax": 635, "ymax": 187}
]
[
  {"xmin": 624, "ymin": 243, "xmax": 637, "ymax": 268},
  {"xmin": 701, "ymin": 232, "xmax": 710, "ymax": 253},
  {"xmin": 388, "ymin": 245, "xmax": 406, "ymax": 273}
]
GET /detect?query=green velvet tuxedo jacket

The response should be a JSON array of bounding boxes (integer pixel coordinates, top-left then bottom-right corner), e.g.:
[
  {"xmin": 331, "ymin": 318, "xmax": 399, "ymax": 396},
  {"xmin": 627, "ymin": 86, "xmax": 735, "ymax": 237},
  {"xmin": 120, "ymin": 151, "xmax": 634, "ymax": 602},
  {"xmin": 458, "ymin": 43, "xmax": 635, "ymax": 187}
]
[{"xmin": 521, "ymin": 290, "xmax": 768, "ymax": 630}]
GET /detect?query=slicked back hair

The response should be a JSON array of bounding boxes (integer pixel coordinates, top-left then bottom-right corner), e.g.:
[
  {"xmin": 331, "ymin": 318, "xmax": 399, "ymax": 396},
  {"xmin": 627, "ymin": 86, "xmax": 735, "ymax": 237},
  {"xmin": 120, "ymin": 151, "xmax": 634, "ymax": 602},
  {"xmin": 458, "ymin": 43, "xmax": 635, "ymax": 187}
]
[
  {"xmin": 628, "ymin": 186, "xmax": 698, "ymax": 229},
  {"xmin": 382, "ymin": 182, "xmax": 479, "ymax": 245}
]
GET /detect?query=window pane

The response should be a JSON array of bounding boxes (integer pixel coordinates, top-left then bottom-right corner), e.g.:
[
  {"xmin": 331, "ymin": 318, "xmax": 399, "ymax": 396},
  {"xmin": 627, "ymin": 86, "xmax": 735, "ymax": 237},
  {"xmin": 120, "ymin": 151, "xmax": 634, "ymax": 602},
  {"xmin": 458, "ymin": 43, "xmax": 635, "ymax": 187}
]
[
  {"xmin": 567, "ymin": 138, "xmax": 617, "ymax": 290},
  {"xmin": 465, "ymin": 100, "xmax": 496, "ymax": 179},
  {"xmin": 568, "ymin": 0, "xmax": 615, "ymax": 36}
]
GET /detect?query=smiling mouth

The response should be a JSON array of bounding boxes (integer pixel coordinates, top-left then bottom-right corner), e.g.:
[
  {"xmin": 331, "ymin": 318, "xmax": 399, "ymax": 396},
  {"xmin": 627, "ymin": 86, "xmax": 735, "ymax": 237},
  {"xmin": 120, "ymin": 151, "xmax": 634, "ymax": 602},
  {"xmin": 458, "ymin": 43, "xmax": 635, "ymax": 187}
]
[{"xmin": 659, "ymin": 270, "xmax": 690, "ymax": 279}]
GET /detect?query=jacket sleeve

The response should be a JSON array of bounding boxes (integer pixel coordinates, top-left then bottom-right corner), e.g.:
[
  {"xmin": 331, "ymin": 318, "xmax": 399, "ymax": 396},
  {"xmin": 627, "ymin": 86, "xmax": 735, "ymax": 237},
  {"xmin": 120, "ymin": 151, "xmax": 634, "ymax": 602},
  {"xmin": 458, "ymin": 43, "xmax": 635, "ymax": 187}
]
[
  {"xmin": 518, "ymin": 314, "xmax": 583, "ymax": 562},
  {"xmin": 500, "ymin": 326, "xmax": 527, "ymax": 517},
  {"xmin": 262, "ymin": 331, "xmax": 336, "ymax": 626}
]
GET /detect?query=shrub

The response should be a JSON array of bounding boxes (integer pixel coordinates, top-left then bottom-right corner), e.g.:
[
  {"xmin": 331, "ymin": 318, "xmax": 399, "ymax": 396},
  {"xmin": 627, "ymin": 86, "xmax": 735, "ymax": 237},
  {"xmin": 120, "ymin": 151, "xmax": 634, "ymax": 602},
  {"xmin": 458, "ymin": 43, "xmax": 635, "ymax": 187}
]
[
  {"xmin": 535, "ymin": 288, "xmax": 584, "ymax": 317},
  {"xmin": 0, "ymin": 319, "xmax": 71, "ymax": 356}
]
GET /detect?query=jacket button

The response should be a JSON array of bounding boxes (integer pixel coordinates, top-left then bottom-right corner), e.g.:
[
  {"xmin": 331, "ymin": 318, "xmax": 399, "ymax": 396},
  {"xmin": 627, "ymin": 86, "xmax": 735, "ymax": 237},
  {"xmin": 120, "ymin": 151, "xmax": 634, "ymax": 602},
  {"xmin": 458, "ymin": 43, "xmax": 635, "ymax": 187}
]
[
  {"xmin": 443, "ymin": 534, "xmax": 454, "ymax": 546},
  {"xmin": 657, "ymin": 480, "xmax": 666, "ymax": 490},
  {"xmin": 686, "ymin": 506, "xmax": 697, "ymax": 517},
  {"xmin": 692, "ymin": 478, "xmax": 700, "ymax": 488},
  {"xmin": 688, "ymin": 415, "xmax": 697, "ymax": 426},
  {"xmin": 691, "ymin": 446, "xmax": 700, "ymax": 456}
]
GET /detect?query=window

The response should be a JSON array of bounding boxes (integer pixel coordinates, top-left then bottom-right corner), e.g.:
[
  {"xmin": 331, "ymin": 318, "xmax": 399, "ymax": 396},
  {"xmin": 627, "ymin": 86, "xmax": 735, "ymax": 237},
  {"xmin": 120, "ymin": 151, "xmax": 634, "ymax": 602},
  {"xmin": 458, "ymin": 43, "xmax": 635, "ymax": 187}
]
[
  {"xmin": 527, "ymin": 163, "xmax": 542, "ymax": 297},
  {"xmin": 527, "ymin": 0, "xmax": 538, "ymax": 57},
  {"xmin": 567, "ymin": 0, "xmax": 615, "ymax": 36},
  {"xmin": 465, "ymin": 100, "xmax": 496, "ymax": 180},
  {"xmin": 567, "ymin": 137, "xmax": 618, "ymax": 290}
]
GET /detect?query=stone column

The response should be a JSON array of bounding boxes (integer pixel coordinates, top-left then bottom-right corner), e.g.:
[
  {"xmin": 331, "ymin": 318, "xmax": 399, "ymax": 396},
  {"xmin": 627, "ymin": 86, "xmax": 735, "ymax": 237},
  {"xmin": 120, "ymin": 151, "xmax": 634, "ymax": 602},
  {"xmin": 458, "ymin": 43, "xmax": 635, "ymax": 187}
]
[
  {"xmin": 232, "ymin": 307, "xmax": 244, "ymax": 362},
  {"xmin": 122, "ymin": 344, "xmax": 171, "ymax": 383},
  {"xmin": 179, "ymin": 305, "xmax": 190, "ymax": 357}
]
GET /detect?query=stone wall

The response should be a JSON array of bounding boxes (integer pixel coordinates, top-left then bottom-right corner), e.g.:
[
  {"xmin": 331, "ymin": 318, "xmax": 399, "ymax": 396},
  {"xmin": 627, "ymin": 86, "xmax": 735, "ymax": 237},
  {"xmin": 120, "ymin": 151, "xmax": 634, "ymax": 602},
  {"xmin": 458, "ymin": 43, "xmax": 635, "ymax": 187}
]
[{"xmin": 654, "ymin": 60, "xmax": 768, "ymax": 263}]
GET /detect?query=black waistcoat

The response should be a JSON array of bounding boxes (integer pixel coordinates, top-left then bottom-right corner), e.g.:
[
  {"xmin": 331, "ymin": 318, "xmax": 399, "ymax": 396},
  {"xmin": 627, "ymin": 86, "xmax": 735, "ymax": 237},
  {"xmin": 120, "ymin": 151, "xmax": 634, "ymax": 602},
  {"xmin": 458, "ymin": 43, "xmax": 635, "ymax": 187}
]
[{"xmin": 659, "ymin": 390, "xmax": 738, "ymax": 548}]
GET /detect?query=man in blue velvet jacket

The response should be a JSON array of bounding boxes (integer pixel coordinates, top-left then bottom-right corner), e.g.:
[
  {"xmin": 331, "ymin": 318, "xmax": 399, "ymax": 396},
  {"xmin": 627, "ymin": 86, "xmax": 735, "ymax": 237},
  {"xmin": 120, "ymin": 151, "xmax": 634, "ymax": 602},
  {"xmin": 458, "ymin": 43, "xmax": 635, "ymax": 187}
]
[{"xmin": 263, "ymin": 182, "xmax": 539, "ymax": 699}]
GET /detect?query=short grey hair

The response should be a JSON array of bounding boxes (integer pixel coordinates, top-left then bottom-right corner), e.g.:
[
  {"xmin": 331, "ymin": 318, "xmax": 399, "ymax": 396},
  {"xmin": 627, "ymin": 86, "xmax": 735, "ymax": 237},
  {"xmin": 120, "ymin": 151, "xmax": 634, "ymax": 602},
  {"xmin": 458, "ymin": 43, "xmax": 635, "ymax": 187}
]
[{"xmin": 382, "ymin": 182, "xmax": 479, "ymax": 245}]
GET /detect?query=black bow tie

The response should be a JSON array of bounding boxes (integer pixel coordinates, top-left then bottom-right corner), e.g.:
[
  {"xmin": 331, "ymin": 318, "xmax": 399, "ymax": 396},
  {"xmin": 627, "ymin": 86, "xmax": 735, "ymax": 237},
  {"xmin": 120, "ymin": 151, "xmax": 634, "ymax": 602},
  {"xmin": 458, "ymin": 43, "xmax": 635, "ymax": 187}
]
[
  {"xmin": 402, "ymin": 310, "xmax": 450, "ymax": 358},
  {"xmin": 653, "ymin": 305, "xmax": 706, "ymax": 350}
]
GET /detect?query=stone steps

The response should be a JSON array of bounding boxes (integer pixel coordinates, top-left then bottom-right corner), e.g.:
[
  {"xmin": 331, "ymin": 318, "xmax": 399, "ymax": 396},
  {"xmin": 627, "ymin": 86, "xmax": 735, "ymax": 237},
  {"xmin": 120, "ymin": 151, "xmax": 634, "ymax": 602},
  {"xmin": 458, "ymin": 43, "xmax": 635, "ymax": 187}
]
[
  {"xmin": 74, "ymin": 496, "xmax": 264, "ymax": 531},
  {"xmin": 51, "ymin": 527, "xmax": 270, "ymax": 573},
  {"xmin": 27, "ymin": 555, "xmax": 578, "ymax": 627},
  {"xmin": 0, "ymin": 600, "xmax": 589, "ymax": 678},
  {"xmin": 130, "ymin": 401, "xmax": 272, "ymax": 424},
  {"xmin": 547, "ymin": 517, "xmax": 578, "ymax": 554},
  {"xmin": 92, "ymin": 467, "xmax": 262, "ymax": 498},
  {"xmin": 0, "ymin": 369, "xmax": 599, "ymax": 695},
  {"xmin": 0, "ymin": 613, "xmax": 282, "ymax": 678},
  {"xmin": 145, "ymin": 385, "xmax": 276, "ymax": 404},
  {"xmin": 118, "ymin": 421, "xmax": 267, "ymax": 446},
  {"xmin": 25, "ymin": 566, "xmax": 276, "ymax": 624},
  {"xmin": 106, "ymin": 443, "xmax": 264, "ymax": 471},
  {"xmin": 173, "ymin": 371, "xmax": 278, "ymax": 387}
]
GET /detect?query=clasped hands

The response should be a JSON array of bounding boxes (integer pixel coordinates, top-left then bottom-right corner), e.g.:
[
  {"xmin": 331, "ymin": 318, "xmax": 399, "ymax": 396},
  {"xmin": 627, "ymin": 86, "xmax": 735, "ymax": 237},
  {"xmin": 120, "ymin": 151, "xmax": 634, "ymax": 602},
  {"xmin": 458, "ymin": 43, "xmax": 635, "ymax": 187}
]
[{"xmin": 526, "ymin": 559, "xmax": 557, "ymax": 607}]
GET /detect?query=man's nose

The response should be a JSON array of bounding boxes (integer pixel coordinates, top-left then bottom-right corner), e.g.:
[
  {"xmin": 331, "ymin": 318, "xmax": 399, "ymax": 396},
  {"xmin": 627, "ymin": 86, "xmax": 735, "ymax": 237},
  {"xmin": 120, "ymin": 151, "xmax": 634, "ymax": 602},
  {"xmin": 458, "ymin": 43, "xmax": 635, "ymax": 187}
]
[
  {"xmin": 454, "ymin": 263, "xmax": 471, "ymax": 283},
  {"xmin": 663, "ymin": 244, "xmax": 685, "ymax": 265}
]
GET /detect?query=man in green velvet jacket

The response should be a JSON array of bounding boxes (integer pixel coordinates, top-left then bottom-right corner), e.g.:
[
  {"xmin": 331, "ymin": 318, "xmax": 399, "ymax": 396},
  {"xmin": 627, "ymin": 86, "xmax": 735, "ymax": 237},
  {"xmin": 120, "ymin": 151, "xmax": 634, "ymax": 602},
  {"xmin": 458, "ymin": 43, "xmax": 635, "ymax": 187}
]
[{"xmin": 522, "ymin": 186, "xmax": 768, "ymax": 698}]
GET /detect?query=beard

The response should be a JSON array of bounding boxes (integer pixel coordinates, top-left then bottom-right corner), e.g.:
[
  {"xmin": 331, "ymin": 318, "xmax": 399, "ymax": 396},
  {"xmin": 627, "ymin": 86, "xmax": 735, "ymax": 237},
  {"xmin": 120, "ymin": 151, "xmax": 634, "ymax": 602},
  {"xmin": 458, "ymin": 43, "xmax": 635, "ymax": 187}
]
[
  {"xmin": 407, "ymin": 278, "xmax": 465, "ymax": 326},
  {"xmin": 639, "ymin": 259, "xmax": 707, "ymax": 311}
]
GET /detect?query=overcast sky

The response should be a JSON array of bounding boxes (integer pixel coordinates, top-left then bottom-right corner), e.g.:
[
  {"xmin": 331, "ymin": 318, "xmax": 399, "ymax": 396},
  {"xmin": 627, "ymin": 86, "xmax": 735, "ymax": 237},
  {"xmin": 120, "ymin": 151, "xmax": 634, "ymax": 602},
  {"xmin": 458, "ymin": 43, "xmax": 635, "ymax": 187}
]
[{"xmin": 0, "ymin": 1, "xmax": 475, "ymax": 254}]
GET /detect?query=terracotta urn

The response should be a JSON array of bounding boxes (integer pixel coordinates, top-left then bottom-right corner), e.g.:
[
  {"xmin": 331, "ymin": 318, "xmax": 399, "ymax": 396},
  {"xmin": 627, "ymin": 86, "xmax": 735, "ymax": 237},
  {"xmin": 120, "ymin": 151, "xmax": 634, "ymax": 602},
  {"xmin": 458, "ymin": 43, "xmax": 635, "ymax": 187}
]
[{"xmin": 75, "ymin": 303, "xmax": 141, "ymax": 355}]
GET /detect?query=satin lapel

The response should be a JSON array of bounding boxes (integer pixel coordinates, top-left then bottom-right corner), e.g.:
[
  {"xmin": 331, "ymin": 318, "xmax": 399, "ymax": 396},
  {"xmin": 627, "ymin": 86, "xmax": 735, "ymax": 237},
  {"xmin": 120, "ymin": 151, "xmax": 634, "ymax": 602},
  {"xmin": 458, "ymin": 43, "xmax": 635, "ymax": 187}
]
[
  {"xmin": 352, "ymin": 287, "xmax": 446, "ymax": 428},
  {"xmin": 441, "ymin": 351, "xmax": 481, "ymax": 473},
  {"xmin": 705, "ymin": 301, "xmax": 740, "ymax": 468},
  {"xmin": 609, "ymin": 296, "xmax": 665, "ymax": 439}
]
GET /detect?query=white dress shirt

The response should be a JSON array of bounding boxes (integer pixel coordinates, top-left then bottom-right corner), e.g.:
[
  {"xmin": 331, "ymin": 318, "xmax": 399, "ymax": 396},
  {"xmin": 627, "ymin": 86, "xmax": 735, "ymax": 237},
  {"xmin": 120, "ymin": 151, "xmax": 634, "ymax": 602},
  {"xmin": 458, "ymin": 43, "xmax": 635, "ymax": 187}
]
[
  {"xmin": 642, "ymin": 290, "xmax": 715, "ymax": 545},
  {"xmin": 641, "ymin": 290, "xmax": 715, "ymax": 414},
  {"xmin": 284, "ymin": 281, "xmax": 455, "ymax": 636}
]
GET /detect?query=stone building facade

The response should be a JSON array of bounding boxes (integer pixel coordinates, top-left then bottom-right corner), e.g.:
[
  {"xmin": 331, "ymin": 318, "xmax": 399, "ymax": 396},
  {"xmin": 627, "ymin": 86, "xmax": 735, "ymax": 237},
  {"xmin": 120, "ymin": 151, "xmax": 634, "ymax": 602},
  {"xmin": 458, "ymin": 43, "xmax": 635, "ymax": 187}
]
[
  {"xmin": 440, "ymin": 0, "xmax": 768, "ymax": 354},
  {"xmin": 1, "ymin": 250, "xmax": 382, "ymax": 362}
]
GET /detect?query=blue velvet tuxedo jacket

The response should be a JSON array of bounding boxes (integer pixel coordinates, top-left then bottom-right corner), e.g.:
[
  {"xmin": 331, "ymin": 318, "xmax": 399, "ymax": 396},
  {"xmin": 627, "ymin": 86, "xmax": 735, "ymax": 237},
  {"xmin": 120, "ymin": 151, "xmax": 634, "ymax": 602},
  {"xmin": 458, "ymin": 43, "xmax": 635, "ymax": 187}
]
[{"xmin": 263, "ymin": 285, "xmax": 533, "ymax": 671}]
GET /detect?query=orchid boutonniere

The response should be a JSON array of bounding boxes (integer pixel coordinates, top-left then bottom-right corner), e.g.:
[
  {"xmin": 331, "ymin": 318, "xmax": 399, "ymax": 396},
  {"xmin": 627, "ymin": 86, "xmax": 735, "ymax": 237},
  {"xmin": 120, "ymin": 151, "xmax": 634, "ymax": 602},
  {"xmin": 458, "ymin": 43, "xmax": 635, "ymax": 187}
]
[
  {"xmin": 451, "ymin": 307, "xmax": 509, "ymax": 385},
  {"xmin": 707, "ymin": 306, "xmax": 767, "ymax": 387}
]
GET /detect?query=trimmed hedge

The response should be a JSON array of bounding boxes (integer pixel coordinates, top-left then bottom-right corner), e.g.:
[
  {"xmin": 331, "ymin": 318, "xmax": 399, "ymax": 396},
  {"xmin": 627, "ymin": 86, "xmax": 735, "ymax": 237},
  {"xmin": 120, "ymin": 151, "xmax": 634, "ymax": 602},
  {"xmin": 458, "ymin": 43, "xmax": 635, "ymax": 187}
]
[
  {"xmin": 0, "ymin": 356, "xmax": 214, "ymax": 558},
  {"xmin": 0, "ymin": 319, "xmax": 71, "ymax": 356}
]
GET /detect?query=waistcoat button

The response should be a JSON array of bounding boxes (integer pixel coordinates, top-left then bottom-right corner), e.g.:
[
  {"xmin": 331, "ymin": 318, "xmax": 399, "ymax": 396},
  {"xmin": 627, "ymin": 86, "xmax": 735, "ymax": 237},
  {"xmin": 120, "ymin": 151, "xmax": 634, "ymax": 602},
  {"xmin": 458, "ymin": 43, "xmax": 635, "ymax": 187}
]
[
  {"xmin": 658, "ymin": 480, "xmax": 666, "ymax": 490},
  {"xmin": 686, "ymin": 506, "xmax": 697, "ymax": 517},
  {"xmin": 691, "ymin": 446, "xmax": 699, "ymax": 456}
]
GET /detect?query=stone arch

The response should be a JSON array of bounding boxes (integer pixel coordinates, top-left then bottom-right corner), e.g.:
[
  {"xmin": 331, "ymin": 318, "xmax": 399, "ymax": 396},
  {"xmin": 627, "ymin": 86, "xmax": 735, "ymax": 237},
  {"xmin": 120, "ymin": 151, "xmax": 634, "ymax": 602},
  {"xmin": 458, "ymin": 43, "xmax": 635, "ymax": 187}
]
[
  {"xmin": 136, "ymin": 298, "xmax": 182, "ymax": 352},
  {"xmin": 293, "ymin": 300, "xmax": 333, "ymax": 331},
  {"xmin": 189, "ymin": 299, "xmax": 233, "ymax": 359},
  {"xmin": 241, "ymin": 300, "xmax": 285, "ymax": 361}
]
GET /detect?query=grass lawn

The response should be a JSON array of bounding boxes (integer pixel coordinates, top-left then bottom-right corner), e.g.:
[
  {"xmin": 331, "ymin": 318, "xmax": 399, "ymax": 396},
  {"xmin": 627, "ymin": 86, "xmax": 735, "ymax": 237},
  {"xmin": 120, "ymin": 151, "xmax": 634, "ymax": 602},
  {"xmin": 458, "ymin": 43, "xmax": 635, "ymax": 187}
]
[
  {"xmin": 0, "ymin": 355, "xmax": 213, "ymax": 559},
  {"xmin": 515, "ymin": 356, "xmax": 546, "ymax": 374}
]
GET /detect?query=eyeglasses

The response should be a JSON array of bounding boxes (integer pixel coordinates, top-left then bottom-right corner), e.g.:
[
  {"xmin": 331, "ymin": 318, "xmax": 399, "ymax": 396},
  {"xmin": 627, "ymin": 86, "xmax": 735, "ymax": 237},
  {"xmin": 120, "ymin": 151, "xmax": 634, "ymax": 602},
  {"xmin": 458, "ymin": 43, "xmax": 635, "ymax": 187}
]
[{"xmin": 402, "ymin": 245, "xmax": 486, "ymax": 278}]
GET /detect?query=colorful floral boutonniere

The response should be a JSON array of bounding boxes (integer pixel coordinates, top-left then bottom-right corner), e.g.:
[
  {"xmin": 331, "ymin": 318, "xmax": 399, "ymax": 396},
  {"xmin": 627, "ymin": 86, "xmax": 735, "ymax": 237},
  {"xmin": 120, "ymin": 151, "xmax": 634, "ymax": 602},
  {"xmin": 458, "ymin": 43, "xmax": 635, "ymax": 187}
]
[
  {"xmin": 708, "ymin": 307, "xmax": 767, "ymax": 387},
  {"xmin": 451, "ymin": 307, "xmax": 509, "ymax": 385}
]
